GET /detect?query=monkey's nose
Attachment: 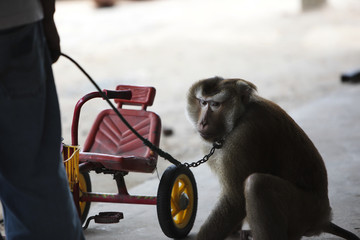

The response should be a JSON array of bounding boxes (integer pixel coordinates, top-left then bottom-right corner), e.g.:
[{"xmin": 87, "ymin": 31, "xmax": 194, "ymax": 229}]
[{"xmin": 200, "ymin": 120, "xmax": 208, "ymax": 128}]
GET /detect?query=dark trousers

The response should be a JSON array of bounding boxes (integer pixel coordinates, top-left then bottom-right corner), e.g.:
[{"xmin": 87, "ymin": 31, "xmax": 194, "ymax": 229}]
[{"xmin": 0, "ymin": 21, "xmax": 84, "ymax": 240}]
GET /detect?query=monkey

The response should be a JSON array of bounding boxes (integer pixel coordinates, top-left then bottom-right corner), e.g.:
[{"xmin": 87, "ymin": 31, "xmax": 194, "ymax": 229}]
[{"xmin": 186, "ymin": 77, "xmax": 360, "ymax": 240}]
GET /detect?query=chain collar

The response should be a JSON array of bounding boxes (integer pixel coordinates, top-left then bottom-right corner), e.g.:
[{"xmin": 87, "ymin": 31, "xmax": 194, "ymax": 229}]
[{"xmin": 184, "ymin": 139, "xmax": 224, "ymax": 168}]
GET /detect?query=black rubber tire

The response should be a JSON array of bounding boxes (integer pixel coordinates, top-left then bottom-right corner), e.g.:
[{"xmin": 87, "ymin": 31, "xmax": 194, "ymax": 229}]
[
  {"xmin": 157, "ymin": 165, "xmax": 198, "ymax": 239},
  {"xmin": 79, "ymin": 171, "xmax": 91, "ymax": 224}
]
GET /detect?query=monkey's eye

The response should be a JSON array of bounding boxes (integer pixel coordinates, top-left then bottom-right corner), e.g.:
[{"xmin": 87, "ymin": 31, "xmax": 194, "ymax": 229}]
[
  {"xmin": 199, "ymin": 99, "xmax": 207, "ymax": 107},
  {"xmin": 210, "ymin": 101, "xmax": 220, "ymax": 108}
]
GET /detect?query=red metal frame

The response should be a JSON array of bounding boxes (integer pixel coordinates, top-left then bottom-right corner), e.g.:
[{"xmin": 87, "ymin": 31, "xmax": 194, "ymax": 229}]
[
  {"xmin": 70, "ymin": 85, "xmax": 161, "ymax": 209},
  {"xmin": 81, "ymin": 193, "xmax": 157, "ymax": 205}
]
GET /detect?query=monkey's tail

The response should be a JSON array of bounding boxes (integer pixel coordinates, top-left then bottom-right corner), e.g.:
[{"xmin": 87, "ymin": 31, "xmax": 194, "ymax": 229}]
[{"xmin": 324, "ymin": 222, "xmax": 360, "ymax": 240}]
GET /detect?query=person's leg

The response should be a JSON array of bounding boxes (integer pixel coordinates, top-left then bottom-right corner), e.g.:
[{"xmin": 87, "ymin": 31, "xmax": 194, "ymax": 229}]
[{"xmin": 0, "ymin": 22, "xmax": 84, "ymax": 240}]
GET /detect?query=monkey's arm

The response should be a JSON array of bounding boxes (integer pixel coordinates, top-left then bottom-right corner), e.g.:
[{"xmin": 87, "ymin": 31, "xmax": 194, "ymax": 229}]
[{"xmin": 197, "ymin": 194, "xmax": 246, "ymax": 240}]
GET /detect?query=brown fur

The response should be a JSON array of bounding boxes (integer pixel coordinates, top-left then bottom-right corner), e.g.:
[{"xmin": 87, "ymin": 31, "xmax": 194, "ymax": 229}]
[{"xmin": 187, "ymin": 77, "xmax": 359, "ymax": 240}]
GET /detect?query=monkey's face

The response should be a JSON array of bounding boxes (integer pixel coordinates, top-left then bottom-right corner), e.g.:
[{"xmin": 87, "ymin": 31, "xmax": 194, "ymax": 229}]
[
  {"xmin": 195, "ymin": 92, "xmax": 229, "ymax": 142},
  {"xmin": 187, "ymin": 77, "xmax": 257, "ymax": 143},
  {"xmin": 187, "ymin": 80, "xmax": 232, "ymax": 142}
]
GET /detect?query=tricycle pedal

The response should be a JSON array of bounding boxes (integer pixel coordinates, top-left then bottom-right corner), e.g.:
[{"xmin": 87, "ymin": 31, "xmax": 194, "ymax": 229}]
[
  {"xmin": 83, "ymin": 212, "xmax": 124, "ymax": 230},
  {"xmin": 94, "ymin": 211, "xmax": 124, "ymax": 223}
]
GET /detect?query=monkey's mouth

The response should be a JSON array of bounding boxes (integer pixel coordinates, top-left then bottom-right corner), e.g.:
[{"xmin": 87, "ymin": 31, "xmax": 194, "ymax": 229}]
[{"xmin": 199, "ymin": 132, "xmax": 216, "ymax": 141}]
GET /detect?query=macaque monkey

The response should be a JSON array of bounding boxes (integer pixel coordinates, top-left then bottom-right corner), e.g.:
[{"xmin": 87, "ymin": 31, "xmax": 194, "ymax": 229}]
[{"xmin": 186, "ymin": 77, "xmax": 360, "ymax": 240}]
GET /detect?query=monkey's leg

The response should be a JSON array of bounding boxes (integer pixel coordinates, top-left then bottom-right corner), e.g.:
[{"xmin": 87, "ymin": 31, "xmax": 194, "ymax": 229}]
[
  {"xmin": 244, "ymin": 173, "xmax": 316, "ymax": 240},
  {"xmin": 197, "ymin": 195, "xmax": 246, "ymax": 240}
]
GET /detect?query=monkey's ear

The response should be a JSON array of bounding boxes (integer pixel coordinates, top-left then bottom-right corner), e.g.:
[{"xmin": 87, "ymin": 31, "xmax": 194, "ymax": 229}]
[{"xmin": 235, "ymin": 79, "xmax": 257, "ymax": 104}]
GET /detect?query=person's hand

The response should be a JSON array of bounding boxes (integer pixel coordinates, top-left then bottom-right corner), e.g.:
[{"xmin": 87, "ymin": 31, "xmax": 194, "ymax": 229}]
[{"xmin": 40, "ymin": 0, "xmax": 61, "ymax": 63}]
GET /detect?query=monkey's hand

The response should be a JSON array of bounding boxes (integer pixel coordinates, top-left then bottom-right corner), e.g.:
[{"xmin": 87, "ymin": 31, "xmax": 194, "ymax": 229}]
[{"xmin": 197, "ymin": 195, "xmax": 246, "ymax": 240}]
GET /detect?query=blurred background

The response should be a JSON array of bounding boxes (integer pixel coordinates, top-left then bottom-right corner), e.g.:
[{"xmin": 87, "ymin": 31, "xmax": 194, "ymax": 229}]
[
  {"xmin": 1, "ymin": 0, "xmax": 360, "ymax": 237},
  {"xmin": 52, "ymin": 0, "xmax": 360, "ymax": 191}
]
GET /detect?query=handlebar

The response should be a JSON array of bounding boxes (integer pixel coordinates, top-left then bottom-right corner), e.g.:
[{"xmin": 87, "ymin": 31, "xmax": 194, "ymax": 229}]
[{"xmin": 103, "ymin": 89, "xmax": 132, "ymax": 100}]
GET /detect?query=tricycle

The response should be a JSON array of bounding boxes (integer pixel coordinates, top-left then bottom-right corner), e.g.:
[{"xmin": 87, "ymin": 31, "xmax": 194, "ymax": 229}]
[{"xmin": 62, "ymin": 84, "xmax": 198, "ymax": 239}]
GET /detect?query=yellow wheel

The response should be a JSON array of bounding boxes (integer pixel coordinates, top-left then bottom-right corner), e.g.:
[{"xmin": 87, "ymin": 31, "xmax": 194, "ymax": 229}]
[
  {"xmin": 157, "ymin": 165, "xmax": 198, "ymax": 238},
  {"xmin": 78, "ymin": 171, "xmax": 91, "ymax": 224}
]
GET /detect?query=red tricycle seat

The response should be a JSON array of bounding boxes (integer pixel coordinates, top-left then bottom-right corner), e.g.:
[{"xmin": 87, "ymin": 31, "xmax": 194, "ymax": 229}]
[{"xmin": 79, "ymin": 85, "xmax": 161, "ymax": 173}]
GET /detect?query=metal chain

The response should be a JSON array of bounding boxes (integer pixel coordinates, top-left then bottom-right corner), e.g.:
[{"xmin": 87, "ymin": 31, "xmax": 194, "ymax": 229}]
[{"xmin": 184, "ymin": 140, "xmax": 224, "ymax": 168}]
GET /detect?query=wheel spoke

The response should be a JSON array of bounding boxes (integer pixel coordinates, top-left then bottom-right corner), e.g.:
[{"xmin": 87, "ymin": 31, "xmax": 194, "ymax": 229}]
[
  {"xmin": 178, "ymin": 181, "xmax": 187, "ymax": 194},
  {"xmin": 171, "ymin": 181, "xmax": 180, "ymax": 200},
  {"xmin": 174, "ymin": 180, "xmax": 179, "ymax": 193},
  {"xmin": 178, "ymin": 209, "xmax": 185, "ymax": 222},
  {"xmin": 172, "ymin": 207, "xmax": 181, "ymax": 217},
  {"xmin": 171, "ymin": 195, "xmax": 180, "ymax": 211}
]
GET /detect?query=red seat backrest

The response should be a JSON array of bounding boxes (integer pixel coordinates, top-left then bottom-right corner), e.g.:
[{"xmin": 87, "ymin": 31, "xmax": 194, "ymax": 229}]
[
  {"xmin": 82, "ymin": 85, "xmax": 161, "ymax": 161},
  {"xmin": 115, "ymin": 85, "xmax": 156, "ymax": 110}
]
